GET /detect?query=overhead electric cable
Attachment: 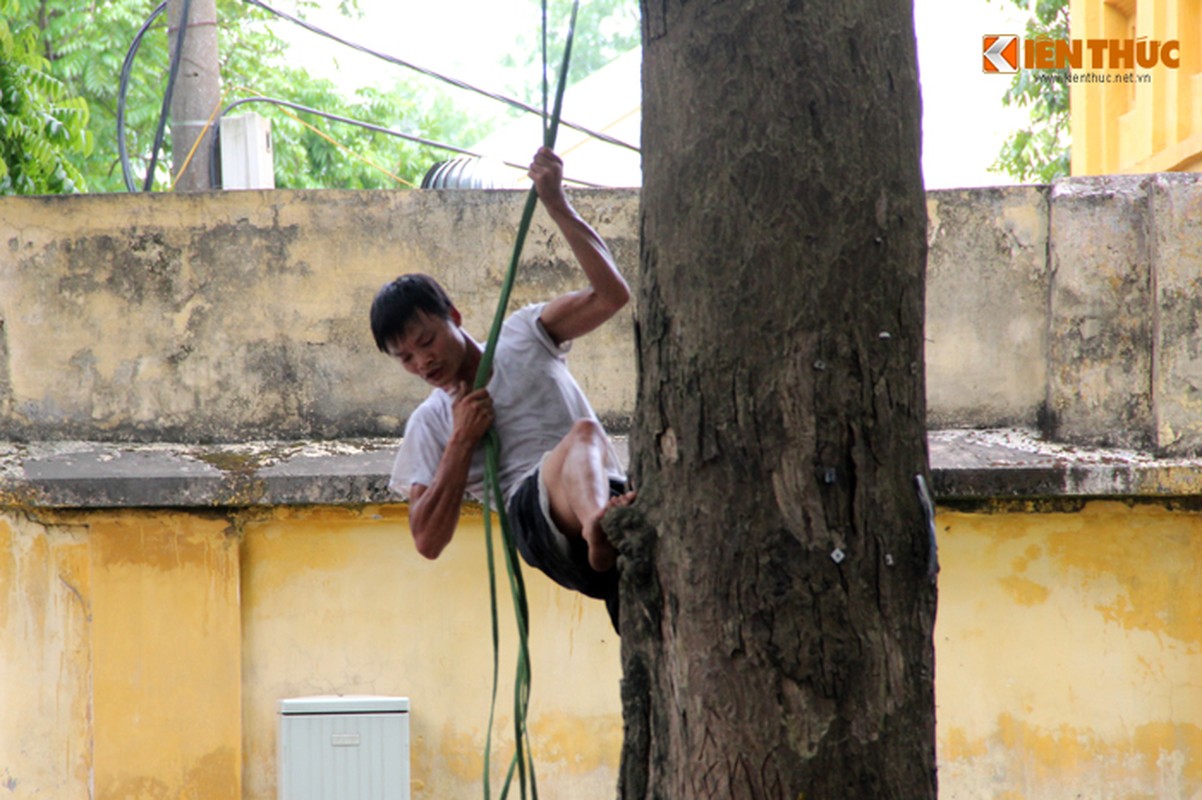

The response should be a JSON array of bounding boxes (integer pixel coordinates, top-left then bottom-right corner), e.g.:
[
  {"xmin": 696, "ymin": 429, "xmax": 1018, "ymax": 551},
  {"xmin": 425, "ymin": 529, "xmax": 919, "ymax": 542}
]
[
  {"xmin": 204, "ymin": 96, "xmax": 606, "ymax": 189},
  {"xmin": 144, "ymin": 0, "xmax": 192, "ymax": 191},
  {"xmin": 240, "ymin": 0, "xmax": 639, "ymax": 154},
  {"xmin": 119, "ymin": 0, "xmax": 628, "ymax": 191},
  {"xmin": 117, "ymin": 1, "xmax": 168, "ymax": 191},
  {"xmin": 263, "ymin": 97, "xmax": 415, "ymax": 187}
]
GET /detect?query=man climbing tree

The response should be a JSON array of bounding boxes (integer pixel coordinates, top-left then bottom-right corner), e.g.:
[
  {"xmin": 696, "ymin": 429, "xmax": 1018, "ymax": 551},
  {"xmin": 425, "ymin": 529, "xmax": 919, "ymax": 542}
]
[{"xmin": 612, "ymin": 0, "xmax": 937, "ymax": 797}]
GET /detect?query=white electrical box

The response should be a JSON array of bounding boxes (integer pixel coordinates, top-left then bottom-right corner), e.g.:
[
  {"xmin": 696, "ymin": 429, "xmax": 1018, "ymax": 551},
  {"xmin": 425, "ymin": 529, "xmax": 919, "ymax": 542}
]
[
  {"xmin": 278, "ymin": 695, "xmax": 410, "ymax": 800},
  {"xmin": 220, "ymin": 111, "xmax": 275, "ymax": 190}
]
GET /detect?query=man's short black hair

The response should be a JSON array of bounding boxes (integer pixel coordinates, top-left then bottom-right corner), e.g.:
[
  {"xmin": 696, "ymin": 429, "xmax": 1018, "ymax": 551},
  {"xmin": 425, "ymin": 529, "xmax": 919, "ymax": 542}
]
[{"xmin": 370, "ymin": 273, "xmax": 455, "ymax": 352}]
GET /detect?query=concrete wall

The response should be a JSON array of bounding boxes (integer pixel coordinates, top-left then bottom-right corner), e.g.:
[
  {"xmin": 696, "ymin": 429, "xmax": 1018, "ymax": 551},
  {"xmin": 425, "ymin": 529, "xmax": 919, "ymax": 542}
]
[
  {"xmin": 0, "ymin": 505, "xmax": 622, "ymax": 800},
  {"xmin": 0, "ymin": 189, "xmax": 639, "ymax": 442},
  {"xmin": 5, "ymin": 179, "xmax": 1202, "ymax": 798},
  {"xmin": 925, "ymin": 172, "xmax": 1202, "ymax": 454},
  {"xmin": 3, "ymin": 498, "xmax": 1198, "ymax": 799},
  {"xmin": 7, "ymin": 175, "xmax": 1202, "ymax": 452},
  {"xmin": 936, "ymin": 502, "xmax": 1202, "ymax": 799},
  {"xmin": 0, "ymin": 509, "xmax": 242, "ymax": 799},
  {"xmin": 924, "ymin": 185, "xmax": 1050, "ymax": 429}
]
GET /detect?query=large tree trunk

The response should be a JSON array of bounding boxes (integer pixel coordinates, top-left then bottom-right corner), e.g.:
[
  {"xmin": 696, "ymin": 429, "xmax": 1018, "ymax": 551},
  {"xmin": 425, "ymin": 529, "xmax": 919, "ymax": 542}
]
[{"xmin": 614, "ymin": 0, "xmax": 936, "ymax": 797}]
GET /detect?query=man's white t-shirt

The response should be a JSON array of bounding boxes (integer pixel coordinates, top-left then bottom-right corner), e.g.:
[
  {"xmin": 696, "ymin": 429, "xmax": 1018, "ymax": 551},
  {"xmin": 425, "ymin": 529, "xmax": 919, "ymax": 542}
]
[{"xmin": 389, "ymin": 303, "xmax": 624, "ymax": 503}]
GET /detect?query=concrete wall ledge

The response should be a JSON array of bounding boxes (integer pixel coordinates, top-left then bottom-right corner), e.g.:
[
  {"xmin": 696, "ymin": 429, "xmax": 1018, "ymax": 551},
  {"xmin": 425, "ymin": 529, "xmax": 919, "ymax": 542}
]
[
  {"xmin": 5, "ymin": 431, "xmax": 1202, "ymax": 509},
  {"xmin": 0, "ymin": 438, "xmax": 400, "ymax": 508},
  {"xmin": 930, "ymin": 428, "xmax": 1202, "ymax": 501}
]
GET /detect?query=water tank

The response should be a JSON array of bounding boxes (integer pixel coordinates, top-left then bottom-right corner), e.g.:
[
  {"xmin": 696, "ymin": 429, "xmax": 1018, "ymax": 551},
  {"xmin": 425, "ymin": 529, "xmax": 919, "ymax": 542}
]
[
  {"xmin": 420, "ymin": 156, "xmax": 507, "ymax": 189},
  {"xmin": 278, "ymin": 695, "xmax": 410, "ymax": 800}
]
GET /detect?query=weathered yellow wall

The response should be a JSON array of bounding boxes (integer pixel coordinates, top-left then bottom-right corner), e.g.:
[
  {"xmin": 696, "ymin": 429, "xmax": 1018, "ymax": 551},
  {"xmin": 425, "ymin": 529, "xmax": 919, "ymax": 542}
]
[
  {"xmin": 238, "ymin": 505, "xmax": 621, "ymax": 800},
  {"xmin": 0, "ymin": 510, "xmax": 242, "ymax": 799},
  {"xmin": 89, "ymin": 514, "xmax": 242, "ymax": 799},
  {"xmin": 3, "ymin": 500, "xmax": 1199, "ymax": 799},
  {"xmin": 936, "ymin": 502, "xmax": 1202, "ymax": 799},
  {"xmin": 0, "ymin": 513, "xmax": 92, "ymax": 798}
]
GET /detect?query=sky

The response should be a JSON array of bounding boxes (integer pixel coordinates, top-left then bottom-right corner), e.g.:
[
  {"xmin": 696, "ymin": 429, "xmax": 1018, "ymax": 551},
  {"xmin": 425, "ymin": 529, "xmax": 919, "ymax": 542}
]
[{"xmin": 280, "ymin": 0, "xmax": 1034, "ymax": 190}]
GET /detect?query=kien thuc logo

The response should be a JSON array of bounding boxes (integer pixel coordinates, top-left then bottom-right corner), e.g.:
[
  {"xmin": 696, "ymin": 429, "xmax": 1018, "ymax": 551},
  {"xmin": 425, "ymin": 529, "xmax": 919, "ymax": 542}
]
[
  {"xmin": 983, "ymin": 34, "xmax": 1181, "ymax": 73},
  {"xmin": 983, "ymin": 35, "xmax": 1020, "ymax": 73}
]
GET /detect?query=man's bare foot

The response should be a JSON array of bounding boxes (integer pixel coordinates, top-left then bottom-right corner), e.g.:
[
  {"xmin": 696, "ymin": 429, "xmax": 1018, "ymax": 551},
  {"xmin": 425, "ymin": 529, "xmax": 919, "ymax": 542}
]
[{"xmin": 582, "ymin": 491, "xmax": 637, "ymax": 572}]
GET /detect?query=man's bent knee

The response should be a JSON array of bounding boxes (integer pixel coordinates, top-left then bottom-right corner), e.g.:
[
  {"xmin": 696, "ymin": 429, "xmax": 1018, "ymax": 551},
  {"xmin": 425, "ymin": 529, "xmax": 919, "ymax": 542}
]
[
  {"xmin": 566, "ymin": 418, "xmax": 606, "ymax": 446},
  {"xmin": 545, "ymin": 419, "xmax": 605, "ymax": 472}
]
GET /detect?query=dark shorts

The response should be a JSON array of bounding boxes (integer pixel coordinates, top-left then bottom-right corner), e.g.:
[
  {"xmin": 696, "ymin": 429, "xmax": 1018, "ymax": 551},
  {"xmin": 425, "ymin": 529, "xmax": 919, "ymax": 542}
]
[{"xmin": 507, "ymin": 467, "xmax": 626, "ymax": 633}]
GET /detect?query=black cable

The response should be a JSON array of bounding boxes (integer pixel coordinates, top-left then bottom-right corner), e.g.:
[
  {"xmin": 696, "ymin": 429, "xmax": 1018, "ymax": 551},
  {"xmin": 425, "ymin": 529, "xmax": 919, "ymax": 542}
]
[
  {"xmin": 144, "ymin": 0, "xmax": 192, "ymax": 191},
  {"xmin": 205, "ymin": 96, "xmax": 606, "ymax": 188},
  {"xmin": 241, "ymin": 0, "xmax": 640, "ymax": 154},
  {"xmin": 117, "ymin": 2, "xmax": 168, "ymax": 191},
  {"xmin": 119, "ymin": 0, "xmax": 632, "ymax": 191}
]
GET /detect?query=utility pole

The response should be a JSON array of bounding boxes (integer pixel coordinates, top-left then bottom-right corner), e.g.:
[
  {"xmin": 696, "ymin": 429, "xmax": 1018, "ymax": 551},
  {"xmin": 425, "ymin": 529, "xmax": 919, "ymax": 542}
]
[{"xmin": 167, "ymin": 0, "xmax": 221, "ymax": 191}]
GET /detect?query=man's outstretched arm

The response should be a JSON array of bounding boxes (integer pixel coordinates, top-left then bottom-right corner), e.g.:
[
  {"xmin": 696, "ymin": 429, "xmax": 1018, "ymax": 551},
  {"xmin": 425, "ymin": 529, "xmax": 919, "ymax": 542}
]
[{"xmin": 530, "ymin": 148, "xmax": 631, "ymax": 345}]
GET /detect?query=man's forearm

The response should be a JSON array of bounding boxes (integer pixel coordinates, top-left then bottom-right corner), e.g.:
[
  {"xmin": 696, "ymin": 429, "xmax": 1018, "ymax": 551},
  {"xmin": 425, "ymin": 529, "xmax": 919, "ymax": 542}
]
[{"xmin": 410, "ymin": 437, "xmax": 476, "ymax": 559}]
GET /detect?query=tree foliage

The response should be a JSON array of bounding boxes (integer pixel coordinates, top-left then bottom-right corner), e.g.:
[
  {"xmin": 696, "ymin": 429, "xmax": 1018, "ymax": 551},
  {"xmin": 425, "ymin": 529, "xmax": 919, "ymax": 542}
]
[
  {"xmin": 0, "ymin": 4, "xmax": 91, "ymax": 195},
  {"xmin": 6, "ymin": 0, "xmax": 490, "ymax": 192},
  {"xmin": 991, "ymin": 0, "xmax": 1071, "ymax": 182},
  {"xmin": 502, "ymin": 0, "xmax": 639, "ymax": 103},
  {"xmin": 219, "ymin": 5, "xmax": 491, "ymax": 190}
]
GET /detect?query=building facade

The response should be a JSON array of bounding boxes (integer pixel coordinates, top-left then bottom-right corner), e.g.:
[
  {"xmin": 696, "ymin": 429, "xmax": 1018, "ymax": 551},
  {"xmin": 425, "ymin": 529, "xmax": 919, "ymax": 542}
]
[{"xmin": 1071, "ymin": 0, "xmax": 1202, "ymax": 174}]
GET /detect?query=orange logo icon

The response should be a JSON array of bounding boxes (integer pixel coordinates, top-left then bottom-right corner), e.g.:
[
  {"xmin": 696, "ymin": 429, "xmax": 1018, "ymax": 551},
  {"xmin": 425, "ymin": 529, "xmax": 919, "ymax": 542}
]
[{"xmin": 983, "ymin": 34, "xmax": 1020, "ymax": 73}]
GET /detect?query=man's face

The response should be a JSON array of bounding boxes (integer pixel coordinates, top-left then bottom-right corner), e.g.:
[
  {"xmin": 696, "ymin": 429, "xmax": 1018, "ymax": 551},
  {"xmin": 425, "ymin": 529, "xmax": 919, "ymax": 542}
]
[{"xmin": 384, "ymin": 309, "xmax": 466, "ymax": 391}]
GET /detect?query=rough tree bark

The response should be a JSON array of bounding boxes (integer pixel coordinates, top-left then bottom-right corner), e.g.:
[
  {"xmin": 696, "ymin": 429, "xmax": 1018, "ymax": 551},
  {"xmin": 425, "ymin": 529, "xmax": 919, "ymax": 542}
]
[{"xmin": 611, "ymin": 0, "xmax": 937, "ymax": 797}]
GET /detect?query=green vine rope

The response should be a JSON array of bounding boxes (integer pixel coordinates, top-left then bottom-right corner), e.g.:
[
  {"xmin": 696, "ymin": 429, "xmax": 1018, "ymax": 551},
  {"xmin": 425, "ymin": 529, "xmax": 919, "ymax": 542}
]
[{"xmin": 475, "ymin": 3, "xmax": 579, "ymax": 798}]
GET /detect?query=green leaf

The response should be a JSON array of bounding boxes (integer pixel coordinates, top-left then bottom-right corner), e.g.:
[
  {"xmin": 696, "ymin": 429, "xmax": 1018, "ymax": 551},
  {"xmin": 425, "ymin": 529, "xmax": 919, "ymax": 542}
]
[{"xmin": 989, "ymin": 0, "xmax": 1070, "ymax": 182}]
